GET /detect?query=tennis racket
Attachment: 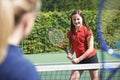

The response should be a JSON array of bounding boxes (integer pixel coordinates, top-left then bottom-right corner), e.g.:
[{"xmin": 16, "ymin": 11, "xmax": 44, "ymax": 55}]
[
  {"xmin": 97, "ymin": 0, "xmax": 120, "ymax": 80},
  {"xmin": 48, "ymin": 28, "xmax": 68, "ymax": 54}
]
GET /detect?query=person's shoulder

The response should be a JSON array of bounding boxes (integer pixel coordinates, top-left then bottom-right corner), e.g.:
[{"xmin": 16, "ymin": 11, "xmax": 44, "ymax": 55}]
[
  {"xmin": 1, "ymin": 50, "xmax": 40, "ymax": 80},
  {"xmin": 82, "ymin": 26, "xmax": 93, "ymax": 36},
  {"xmin": 14, "ymin": 58, "xmax": 40, "ymax": 80},
  {"xmin": 82, "ymin": 26, "xmax": 90, "ymax": 30},
  {"xmin": 7, "ymin": 44, "xmax": 34, "ymax": 68},
  {"xmin": 82, "ymin": 26, "xmax": 92, "ymax": 32},
  {"xmin": 17, "ymin": 57, "xmax": 35, "ymax": 70}
]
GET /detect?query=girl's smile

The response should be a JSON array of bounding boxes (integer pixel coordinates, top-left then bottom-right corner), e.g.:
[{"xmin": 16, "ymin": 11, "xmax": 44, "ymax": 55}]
[{"xmin": 72, "ymin": 14, "xmax": 83, "ymax": 30}]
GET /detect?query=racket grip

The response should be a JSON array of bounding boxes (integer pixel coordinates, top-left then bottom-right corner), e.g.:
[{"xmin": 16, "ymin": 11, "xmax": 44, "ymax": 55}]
[
  {"xmin": 63, "ymin": 48, "xmax": 68, "ymax": 54},
  {"xmin": 70, "ymin": 58, "xmax": 73, "ymax": 61},
  {"xmin": 65, "ymin": 49, "xmax": 68, "ymax": 54}
]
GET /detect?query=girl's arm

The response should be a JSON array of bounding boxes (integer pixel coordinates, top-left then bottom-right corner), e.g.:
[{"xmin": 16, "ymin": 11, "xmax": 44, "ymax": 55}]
[
  {"xmin": 67, "ymin": 46, "xmax": 74, "ymax": 60},
  {"xmin": 80, "ymin": 36, "xmax": 94, "ymax": 60}
]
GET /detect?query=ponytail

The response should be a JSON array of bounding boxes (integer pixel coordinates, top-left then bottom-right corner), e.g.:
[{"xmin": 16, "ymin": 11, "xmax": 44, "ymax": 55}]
[{"xmin": 0, "ymin": 0, "xmax": 14, "ymax": 63}]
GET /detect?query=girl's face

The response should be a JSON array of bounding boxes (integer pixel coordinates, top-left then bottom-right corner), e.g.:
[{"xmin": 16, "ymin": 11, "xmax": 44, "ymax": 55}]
[{"xmin": 72, "ymin": 14, "xmax": 83, "ymax": 29}]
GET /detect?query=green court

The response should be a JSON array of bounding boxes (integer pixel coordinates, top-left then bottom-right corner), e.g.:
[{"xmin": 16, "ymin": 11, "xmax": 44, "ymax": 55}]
[
  {"xmin": 25, "ymin": 50, "xmax": 120, "ymax": 80},
  {"xmin": 25, "ymin": 50, "xmax": 120, "ymax": 64}
]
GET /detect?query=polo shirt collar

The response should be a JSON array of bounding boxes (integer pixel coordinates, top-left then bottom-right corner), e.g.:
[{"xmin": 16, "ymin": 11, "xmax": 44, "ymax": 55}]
[{"xmin": 74, "ymin": 25, "xmax": 84, "ymax": 32}]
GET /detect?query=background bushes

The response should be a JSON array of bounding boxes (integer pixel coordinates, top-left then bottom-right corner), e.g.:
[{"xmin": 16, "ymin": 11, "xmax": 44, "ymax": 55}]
[{"xmin": 22, "ymin": 10, "xmax": 119, "ymax": 54}]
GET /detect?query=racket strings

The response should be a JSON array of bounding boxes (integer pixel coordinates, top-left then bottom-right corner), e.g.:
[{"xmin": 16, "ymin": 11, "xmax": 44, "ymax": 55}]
[
  {"xmin": 98, "ymin": 0, "xmax": 120, "ymax": 80},
  {"xmin": 104, "ymin": 0, "xmax": 120, "ymax": 10},
  {"xmin": 101, "ymin": 0, "xmax": 120, "ymax": 51},
  {"xmin": 48, "ymin": 28, "xmax": 65, "ymax": 46}
]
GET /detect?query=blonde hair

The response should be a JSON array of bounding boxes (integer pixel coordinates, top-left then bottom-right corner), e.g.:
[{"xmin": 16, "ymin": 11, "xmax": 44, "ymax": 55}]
[{"xmin": 0, "ymin": 0, "xmax": 41, "ymax": 63}]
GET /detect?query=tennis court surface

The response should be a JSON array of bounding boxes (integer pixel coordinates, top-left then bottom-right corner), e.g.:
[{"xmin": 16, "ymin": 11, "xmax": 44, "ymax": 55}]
[{"xmin": 25, "ymin": 51, "xmax": 120, "ymax": 80}]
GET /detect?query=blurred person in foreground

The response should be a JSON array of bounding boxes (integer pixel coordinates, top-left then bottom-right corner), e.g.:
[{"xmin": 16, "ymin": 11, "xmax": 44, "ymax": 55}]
[{"xmin": 0, "ymin": 0, "xmax": 41, "ymax": 80}]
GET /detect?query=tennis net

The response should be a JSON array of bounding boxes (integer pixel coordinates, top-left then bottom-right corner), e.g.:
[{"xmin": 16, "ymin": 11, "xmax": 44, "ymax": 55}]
[{"xmin": 36, "ymin": 62, "xmax": 120, "ymax": 80}]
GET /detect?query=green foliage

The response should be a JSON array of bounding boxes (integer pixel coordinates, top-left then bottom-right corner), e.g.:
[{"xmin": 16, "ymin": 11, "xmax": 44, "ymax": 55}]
[
  {"xmin": 22, "ymin": 10, "xmax": 119, "ymax": 54},
  {"xmin": 41, "ymin": 0, "xmax": 100, "ymax": 12},
  {"xmin": 23, "ymin": 10, "xmax": 98, "ymax": 54},
  {"xmin": 101, "ymin": 10, "xmax": 120, "ymax": 48}
]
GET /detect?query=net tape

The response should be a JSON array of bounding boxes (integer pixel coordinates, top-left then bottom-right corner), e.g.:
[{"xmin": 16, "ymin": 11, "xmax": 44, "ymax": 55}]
[{"xmin": 36, "ymin": 62, "xmax": 120, "ymax": 72}]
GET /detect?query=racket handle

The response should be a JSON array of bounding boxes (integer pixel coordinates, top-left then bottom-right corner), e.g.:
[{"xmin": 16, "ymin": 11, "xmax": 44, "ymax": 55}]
[
  {"xmin": 62, "ymin": 48, "xmax": 68, "ymax": 54},
  {"xmin": 65, "ymin": 49, "xmax": 68, "ymax": 54},
  {"xmin": 70, "ymin": 58, "xmax": 73, "ymax": 61}
]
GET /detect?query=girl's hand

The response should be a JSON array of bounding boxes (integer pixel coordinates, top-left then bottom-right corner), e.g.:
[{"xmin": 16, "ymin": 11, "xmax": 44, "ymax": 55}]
[
  {"xmin": 71, "ymin": 58, "xmax": 81, "ymax": 64},
  {"xmin": 67, "ymin": 53, "xmax": 73, "ymax": 60}
]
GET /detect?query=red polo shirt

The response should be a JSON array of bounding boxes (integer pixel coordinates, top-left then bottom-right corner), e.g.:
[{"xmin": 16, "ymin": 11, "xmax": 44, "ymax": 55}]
[{"xmin": 67, "ymin": 26, "xmax": 96, "ymax": 59}]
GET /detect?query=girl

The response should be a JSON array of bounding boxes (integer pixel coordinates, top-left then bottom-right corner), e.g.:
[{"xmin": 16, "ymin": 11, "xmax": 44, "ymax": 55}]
[
  {"xmin": 67, "ymin": 10, "xmax": 99, "ymax": 80},
  {"xmin": 0, "ymin": 0, "xmax": 41, "ymax": 80}
]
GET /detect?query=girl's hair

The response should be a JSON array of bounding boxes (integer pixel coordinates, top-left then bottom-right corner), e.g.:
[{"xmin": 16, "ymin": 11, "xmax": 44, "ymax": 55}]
[
  {"xmin": 0, "ymin": 0, "xmax": 41, "ymax": 63},
  {"xmin": 69, "ymin": 10, "xmax": 87, "ymax": 48}
]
